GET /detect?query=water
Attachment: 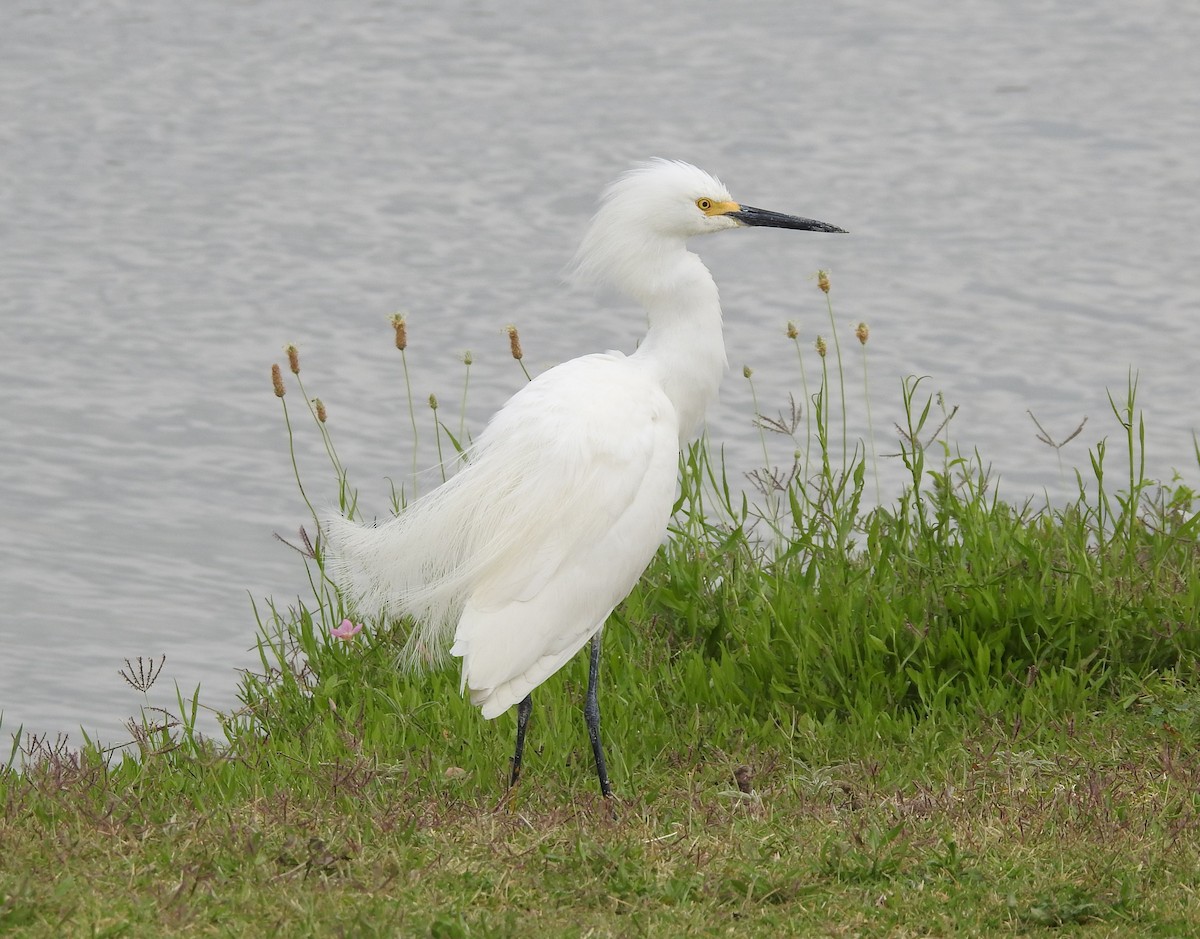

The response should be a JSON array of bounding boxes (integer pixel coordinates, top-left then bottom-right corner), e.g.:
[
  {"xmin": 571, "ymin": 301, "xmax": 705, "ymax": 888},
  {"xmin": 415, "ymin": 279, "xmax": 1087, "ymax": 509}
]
[{"xmin": 3, "ymin": 0, "xmax": 1198, "ymax": 746}]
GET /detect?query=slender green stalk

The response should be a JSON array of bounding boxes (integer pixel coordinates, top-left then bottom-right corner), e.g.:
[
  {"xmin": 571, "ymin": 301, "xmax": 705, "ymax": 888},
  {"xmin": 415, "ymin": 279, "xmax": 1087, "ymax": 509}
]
[
  {"xmin": 294, "ymin": 376, "xmax": 342, "ymax": 476},
  {"xmin": 745, "ymin": 366, "xmax": 782, "ymax": 527},
  {"xmin": 1117, "ymin": 369, "xmax": 1144, "ymax": 538},
  {"xmin": 458, "ymin": 351, "xmax": 473, "ymax": 443},
  {"xmin": 745, "ymin": 368, "xmax": 771, "ymax": 471},
  {"xmin": 430, "ymin": 393, "xmax": 446, "ymax": 483},
  {"xmin": 278, "ymin": 395, "xmax": 318, "ymax": 530},
  {"xmin": 855, "ymin": 323, "xmax": 881, "ymax": 504},
  {"xmin": 788, "ymin": 323, "xmax": 813, "ymax": 477},
  {"xmin": 813, "ymin": 337, "xmax": 832, "ymax": 502},
  {"xmin": 818, "ymin": 272, "xmax": 848, "ymax": 473},
  {"xmin": 391, "ymin": 314, "xmax": 420, "ymax": 496},
  {"xmin": 402, "ymin": 348, "xmax": 420, "ymax": 493}
]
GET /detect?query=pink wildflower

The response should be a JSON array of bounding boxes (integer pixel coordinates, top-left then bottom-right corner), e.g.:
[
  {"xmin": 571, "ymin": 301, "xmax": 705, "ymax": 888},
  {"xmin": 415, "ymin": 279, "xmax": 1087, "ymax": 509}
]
[{"xmin": 331, "ymin": 618, "xmax": 363, "ymax": 641}]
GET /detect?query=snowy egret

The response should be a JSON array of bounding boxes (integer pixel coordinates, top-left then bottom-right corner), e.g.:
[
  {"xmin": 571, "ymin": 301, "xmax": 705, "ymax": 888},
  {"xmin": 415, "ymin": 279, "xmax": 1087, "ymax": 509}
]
[{"xmin": 324, "ymin": 160, "xmax": 844, "ymax": 796}]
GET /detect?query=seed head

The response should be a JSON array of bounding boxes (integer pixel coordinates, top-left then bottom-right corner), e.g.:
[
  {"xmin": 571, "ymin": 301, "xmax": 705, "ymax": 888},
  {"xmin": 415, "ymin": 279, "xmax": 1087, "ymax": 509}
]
[
  {"xmin": 815, "ymin": 336, "xmax": 827, "ymax": 358},
  {"xmin": 463, "ymin": 350, "xmax": 473, "ymax": 366},
  {"xmin": 855, "ymin": 322, "xmax": 870, "ymax": 345},
  {"xmin": 743, "ymin": 364, "xmax": 753, "ymax": 379},
  {"xmin": 817, "ymin": 270, "xmax": 831, "ymax": 294},
  {"xmin": 314, "ymin": 398, "xmax": 327, "ymax": 423},
  {"xmin": 391, "ymin": 313, "xmax": 408, "ymax": 351},
  {"xmin": 285, "ymin": 343, "xmax": 300, "ymax": 374},
  {"xmin": 428, "ymin": 393, "xmax": 438, "ymax": 411},
  {"xmin": 506, "ymin": 325, "xmax": 523, "ymax": 361},
  {"xmin": 271, "ymin": 363, "xmax": 286, "ymax": 397},
  {"xmin": 786, "ymin": 321, "xmax": 798, "ymax": 340}
]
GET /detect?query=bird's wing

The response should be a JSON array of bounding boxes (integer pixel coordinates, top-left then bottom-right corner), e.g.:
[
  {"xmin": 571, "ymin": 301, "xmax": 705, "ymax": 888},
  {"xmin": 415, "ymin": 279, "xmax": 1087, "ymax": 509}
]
[{"xmin": 447, "ymin": 354, "xmax": 680, "ymax": 718}]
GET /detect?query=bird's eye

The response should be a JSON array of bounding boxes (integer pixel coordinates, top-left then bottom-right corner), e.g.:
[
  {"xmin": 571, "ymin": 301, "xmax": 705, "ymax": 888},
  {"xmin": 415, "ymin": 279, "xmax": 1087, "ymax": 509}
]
[{"xmin": 696, "ymin": 198, "xmax": 713, "ymax": 211}]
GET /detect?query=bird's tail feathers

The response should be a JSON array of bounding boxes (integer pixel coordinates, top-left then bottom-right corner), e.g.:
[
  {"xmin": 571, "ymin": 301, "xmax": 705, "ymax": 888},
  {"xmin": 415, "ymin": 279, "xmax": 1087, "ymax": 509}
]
[{"xmin": 321, "ymin": 445, "xmax": 582, "ymax": 673}]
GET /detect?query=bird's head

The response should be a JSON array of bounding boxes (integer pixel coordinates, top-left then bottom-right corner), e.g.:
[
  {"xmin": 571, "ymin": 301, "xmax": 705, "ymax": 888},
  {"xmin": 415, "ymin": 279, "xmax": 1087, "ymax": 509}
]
[{"xmin": 572, "ymin": 160, "xmax": 844, "ymax": 294}]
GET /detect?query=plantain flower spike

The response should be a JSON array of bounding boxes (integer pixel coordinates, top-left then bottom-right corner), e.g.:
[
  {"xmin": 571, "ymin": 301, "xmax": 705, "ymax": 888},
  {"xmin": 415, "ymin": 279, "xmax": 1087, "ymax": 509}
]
[
  {"xmin": 855, "ymin": 322, "xmax": 870, "ymax": 345},
  {"xmin": 314, "ymin": 398, "xmax": 327, "ymax": 423},
  {"xmin": 391, "ymin": 313, "xmax": 408, "ymax": 351},
  {"xmin": 815, "ymin": 336, "xmax": 828, "ymax": 358},
  {"xmin": 817, "ymin": 270, "xmax": 830, "ymax": 294},
  {"xmin": 506, "ymin": 325, "xmax": 523, "ymax": 361},
  {"xmin": 786, "ymin": 320, "xmax": 798, "ymax": 340},
  {"xmin": 285, "ymin": 343, "xmax": 300, "ymax": 375},
  {"xmin": 271, "ymin": 363, "xmax": 286, "ymax": 397}
]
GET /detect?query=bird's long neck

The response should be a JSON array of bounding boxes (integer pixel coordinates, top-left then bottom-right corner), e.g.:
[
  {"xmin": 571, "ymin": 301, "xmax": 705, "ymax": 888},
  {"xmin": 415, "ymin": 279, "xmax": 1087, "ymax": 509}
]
[{"xmin": 630, "ymin": 249, "xmax": 728, "ymax": 444}]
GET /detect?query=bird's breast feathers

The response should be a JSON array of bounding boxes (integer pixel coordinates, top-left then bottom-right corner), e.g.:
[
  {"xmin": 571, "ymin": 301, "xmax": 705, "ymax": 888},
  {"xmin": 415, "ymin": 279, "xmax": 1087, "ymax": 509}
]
[{"xmin": 479, "ymin": 353, "xmax": 675, "ymax": 453}]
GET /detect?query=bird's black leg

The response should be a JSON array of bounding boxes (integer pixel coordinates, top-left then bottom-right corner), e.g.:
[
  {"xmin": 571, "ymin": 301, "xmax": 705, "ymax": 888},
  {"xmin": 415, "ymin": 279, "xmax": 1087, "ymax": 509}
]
[
  {"xmin": 509, "ymin": 693, "xmax": 533, "ymax": 788},
  {"xmin": 584, "ymin": 631, "xmax": 613, "ymax": 798}
]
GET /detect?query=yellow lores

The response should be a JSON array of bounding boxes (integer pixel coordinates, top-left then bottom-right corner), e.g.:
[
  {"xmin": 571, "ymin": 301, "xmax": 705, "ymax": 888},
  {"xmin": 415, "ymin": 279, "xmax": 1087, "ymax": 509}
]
[{"xmin": 698, "ymin": 197, "xmax": 742, "ymax": 216}]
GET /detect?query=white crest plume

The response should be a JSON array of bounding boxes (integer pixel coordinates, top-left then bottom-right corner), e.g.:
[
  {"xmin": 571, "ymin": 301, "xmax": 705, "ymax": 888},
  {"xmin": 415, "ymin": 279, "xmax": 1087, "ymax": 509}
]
[{"xmin": 571, "ymin": 159, "xmax": 734, "ymax": 301}]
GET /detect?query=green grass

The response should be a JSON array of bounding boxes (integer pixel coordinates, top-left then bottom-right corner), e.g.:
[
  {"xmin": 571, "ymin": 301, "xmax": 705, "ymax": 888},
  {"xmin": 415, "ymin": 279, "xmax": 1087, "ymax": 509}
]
[
  {"xmin": 6, "ymin": 700, "xmax": 1200, "ymax": 936},
  {"xmin": 4, "ymin": 282, "xmax": 1200, "ymax": 936}
]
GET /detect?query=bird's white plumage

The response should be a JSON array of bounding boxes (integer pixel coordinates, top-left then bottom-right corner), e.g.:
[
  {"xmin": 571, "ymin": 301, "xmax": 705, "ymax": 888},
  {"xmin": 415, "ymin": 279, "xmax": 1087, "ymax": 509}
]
[
  {"xmin": 324, "ymin": 352, "xmax": 679, "ymax": 717},
  {"xmin": 449, "ymin": 355, "xmax": 678, "ymax": 716},
  {"xmin": 324, "ymin": 160, "xmax": 770, "ymax": 719}
]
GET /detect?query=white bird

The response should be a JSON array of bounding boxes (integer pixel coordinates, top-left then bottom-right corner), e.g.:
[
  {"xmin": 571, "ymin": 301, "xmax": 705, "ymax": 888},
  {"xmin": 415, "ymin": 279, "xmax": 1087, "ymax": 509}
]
[{"xmin": 324, "ymin": 160, "xmax": 844, "ymax": 796}]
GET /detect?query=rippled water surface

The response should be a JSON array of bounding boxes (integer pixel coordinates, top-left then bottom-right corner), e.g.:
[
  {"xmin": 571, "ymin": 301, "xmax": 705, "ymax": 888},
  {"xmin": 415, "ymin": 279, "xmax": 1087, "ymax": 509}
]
[{"xmin": 3, "ymin": 0, "xmax": 1198, "ymax": 744}]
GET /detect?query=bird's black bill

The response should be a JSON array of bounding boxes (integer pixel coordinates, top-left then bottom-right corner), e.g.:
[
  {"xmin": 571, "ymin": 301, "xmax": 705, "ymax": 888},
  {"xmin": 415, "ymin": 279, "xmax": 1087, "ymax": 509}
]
[{"xmin": 730, "ymin": 205, "xmax": 846, "ymax": 233}]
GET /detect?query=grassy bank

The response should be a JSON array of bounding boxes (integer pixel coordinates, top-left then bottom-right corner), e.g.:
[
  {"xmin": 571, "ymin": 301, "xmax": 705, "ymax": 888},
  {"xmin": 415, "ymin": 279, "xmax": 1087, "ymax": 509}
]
[
  {"xmin": 4, "ymin": 283, "xmax": 1200, "ymax": 936},
  {"xmin": 5, "ymin": 704, "xmax": 1200, "ymax": 936}
]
